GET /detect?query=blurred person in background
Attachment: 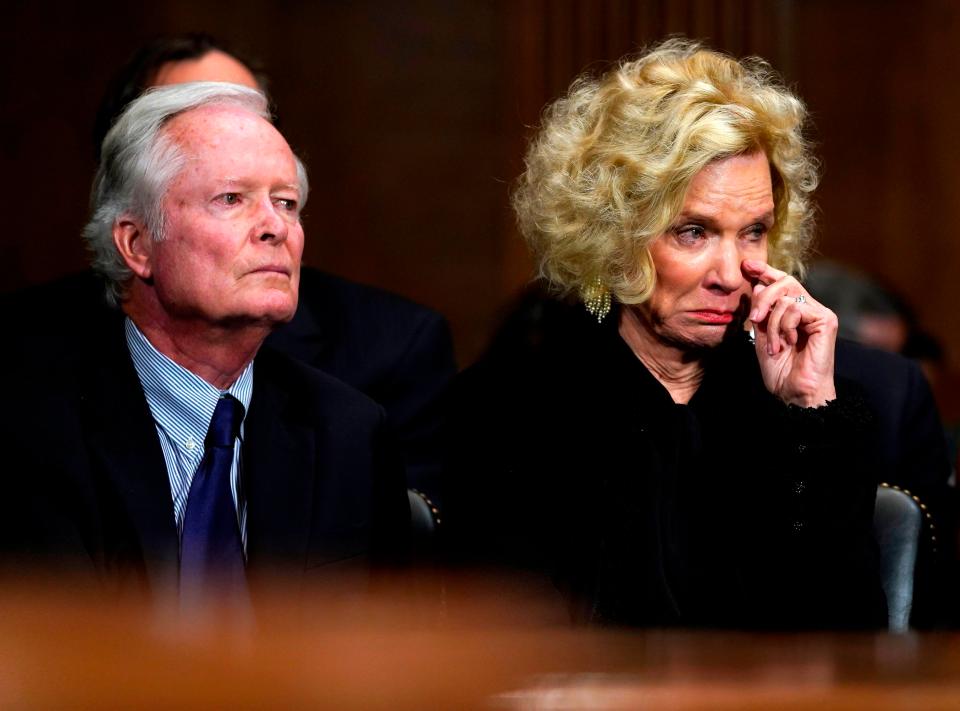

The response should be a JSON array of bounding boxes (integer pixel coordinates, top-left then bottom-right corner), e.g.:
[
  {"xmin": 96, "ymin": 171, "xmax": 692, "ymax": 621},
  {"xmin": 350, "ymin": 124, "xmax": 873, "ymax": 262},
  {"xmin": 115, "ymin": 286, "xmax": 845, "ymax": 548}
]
[{"xmin": 805, "ymin": 260, "xmax": 948, "ymax": 393}]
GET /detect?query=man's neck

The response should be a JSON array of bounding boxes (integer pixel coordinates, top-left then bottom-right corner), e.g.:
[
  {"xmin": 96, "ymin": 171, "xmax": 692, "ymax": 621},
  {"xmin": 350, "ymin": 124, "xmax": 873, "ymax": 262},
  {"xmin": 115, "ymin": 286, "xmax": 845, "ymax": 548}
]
[
  {"xmin": 123, "ymin": 301, "xmax": 268, "ymax": 391},
  {"xmin": 618, "ymin": 306, "xmax": 705, "ymax": 405}
]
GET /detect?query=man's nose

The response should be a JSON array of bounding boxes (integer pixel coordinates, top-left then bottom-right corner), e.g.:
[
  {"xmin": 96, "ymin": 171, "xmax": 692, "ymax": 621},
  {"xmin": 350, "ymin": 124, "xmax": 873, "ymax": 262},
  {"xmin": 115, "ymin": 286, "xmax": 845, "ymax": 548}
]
[{"xmin": 254, "ymin": 197, "xmax": 289, "ymax": 244}]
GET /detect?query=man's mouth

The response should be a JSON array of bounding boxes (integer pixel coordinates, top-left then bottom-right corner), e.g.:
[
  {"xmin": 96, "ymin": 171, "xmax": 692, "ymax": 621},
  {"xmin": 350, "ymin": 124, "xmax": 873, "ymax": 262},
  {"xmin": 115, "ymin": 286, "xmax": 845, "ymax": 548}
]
[{"xmin": 249, "ymin": 265, "xmax": 291, "ymax": 276}]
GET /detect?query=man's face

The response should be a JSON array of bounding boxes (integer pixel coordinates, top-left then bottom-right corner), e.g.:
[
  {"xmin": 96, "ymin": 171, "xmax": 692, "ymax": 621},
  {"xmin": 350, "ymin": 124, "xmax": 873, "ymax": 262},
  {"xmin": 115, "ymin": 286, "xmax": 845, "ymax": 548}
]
[{"xmin": 145, "ymin": 104, "xmax": 304, "ymax": 328}]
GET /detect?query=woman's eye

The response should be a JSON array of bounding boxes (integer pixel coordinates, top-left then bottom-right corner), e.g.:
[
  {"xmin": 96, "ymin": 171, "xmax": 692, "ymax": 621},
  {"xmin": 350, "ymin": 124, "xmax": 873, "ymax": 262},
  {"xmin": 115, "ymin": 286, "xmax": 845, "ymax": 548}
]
[
  {"xmin": 745, "ymin": 224, "xmax": 768, "ymax": 241},
  {"xmin": 674, "ymin": 225, "xmax": 706, "ymax": 244}
]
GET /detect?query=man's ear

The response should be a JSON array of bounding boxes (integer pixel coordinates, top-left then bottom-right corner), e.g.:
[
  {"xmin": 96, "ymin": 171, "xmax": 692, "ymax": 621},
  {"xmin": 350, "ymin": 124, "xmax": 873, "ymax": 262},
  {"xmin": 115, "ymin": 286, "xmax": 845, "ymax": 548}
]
[{"xmin": 113, "ymin": 217, "xmax": 153, "ymax": 279}]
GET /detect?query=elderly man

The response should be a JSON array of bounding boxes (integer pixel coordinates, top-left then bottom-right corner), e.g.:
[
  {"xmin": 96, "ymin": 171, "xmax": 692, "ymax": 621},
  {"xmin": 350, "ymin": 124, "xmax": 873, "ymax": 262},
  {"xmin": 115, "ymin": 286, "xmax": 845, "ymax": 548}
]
[
  {"xmin": 26, "ymin": 33, "xmax": 453, "ymax": 520},
  {"xmin": 1, "ymin": 83, "xmax": 407, "ymax": 603}
]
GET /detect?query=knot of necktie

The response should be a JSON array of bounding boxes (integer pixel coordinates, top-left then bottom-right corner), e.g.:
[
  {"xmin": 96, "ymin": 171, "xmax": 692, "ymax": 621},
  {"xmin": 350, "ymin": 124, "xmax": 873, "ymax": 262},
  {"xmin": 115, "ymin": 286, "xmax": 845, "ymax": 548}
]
[{"xmin": 205, "ymin": 394, "xmax": 245, "ymax": 448}]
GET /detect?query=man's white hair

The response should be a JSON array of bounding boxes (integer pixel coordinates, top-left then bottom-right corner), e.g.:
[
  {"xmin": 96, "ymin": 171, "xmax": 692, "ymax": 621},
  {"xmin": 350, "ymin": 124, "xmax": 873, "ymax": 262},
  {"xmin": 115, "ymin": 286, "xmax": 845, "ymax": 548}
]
[{"xmin": 83, "ymin": 81, "xmax": 309, "ymax": 306}]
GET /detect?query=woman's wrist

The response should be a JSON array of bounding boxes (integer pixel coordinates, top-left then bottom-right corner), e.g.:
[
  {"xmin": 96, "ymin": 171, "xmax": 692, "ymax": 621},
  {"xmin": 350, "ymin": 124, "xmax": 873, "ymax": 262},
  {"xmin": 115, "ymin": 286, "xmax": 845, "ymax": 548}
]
[
  {"xmin": 783, "ymin": 386, "xmax": 837, "ymax": 409},
  {"xmin": 778, "ymin": 375, "xmax": 837, "ymax": 409}
]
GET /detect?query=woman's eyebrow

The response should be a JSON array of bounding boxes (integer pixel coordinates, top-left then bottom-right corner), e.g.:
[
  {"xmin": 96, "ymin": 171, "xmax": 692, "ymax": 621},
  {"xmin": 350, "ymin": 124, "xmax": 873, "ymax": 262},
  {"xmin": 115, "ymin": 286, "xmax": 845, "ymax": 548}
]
[{"xmin": 672, "ymin": 210, "xmax": 775, "ymax": 226}]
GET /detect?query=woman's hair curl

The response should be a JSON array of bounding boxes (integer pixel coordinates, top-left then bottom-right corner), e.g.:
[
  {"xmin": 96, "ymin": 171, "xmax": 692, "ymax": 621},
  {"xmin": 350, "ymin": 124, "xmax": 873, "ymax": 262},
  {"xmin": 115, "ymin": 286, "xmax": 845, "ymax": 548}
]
[{"xmin": 512, "ymin": 38, "xmax": 818, "ymax": 306}]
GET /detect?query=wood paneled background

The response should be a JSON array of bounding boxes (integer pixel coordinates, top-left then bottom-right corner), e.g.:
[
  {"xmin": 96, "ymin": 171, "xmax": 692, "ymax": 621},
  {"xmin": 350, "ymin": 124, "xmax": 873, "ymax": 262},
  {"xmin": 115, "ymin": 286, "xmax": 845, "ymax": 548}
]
[{"xmin": 4, "ymin": 0, "xmax": 959, "ymax": 409}]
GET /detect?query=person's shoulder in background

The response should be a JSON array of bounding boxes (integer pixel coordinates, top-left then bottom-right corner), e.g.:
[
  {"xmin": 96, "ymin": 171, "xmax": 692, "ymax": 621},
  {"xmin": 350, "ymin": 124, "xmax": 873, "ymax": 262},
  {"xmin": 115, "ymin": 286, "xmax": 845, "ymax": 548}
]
[
  {"xmin": 835, "ymin": 337, "xmax": 956, "ymax": 627},
  {"xmin": 834, "ymin": 338, "xmax": 951, "ymax": 492},
  {"xmin": 268, "ymin": 267, "xmax": 455, "ymax": 398},
  {"xmin": 0, "ymin": 271, "xmax": 117, "ymax": 376},
  {"xmin": 268, "ymin": 267, "xmax": 456, "ymax": 507}
]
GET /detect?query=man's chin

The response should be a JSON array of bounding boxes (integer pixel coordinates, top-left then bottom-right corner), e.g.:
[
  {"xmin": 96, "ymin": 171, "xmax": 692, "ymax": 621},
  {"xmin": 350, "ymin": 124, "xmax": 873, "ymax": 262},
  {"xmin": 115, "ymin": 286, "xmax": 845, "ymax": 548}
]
[
  {"xmin": 222, "ymin": 296, "xmax": 298, "ymax": 328},
  {"xmin": 259, "ymin": 302, "xmax": 298, "ymax": 326},
  {"xmin": 256, "ymin": 288, "xmax": 298, "ymax": 319}
]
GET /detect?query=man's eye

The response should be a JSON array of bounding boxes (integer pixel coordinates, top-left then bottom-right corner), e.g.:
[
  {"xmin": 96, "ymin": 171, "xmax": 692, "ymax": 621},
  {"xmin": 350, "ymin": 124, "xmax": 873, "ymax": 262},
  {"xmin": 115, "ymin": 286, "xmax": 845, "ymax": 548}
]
[
  {"xmin": 217, "ymin": 193, "xmax": 241, "ymax": 205},
  {"xmin": 275, "ymin": 198, "xmax": 298, "ymax": 212}
]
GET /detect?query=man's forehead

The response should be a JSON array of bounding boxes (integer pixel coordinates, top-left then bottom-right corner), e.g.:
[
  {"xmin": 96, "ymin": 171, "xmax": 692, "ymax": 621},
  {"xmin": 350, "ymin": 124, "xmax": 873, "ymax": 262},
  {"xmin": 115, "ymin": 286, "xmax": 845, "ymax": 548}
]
[
  {"xmin": 159, "ymin": 104, "xmax": 299, "ymax": 193},
  {"xmin": 163, "ymin": 103, "xmax": 272, "ymax": 142},
  {"xmin": 162, "ymin": 104, "xmax": 295, "ymax": 169}
]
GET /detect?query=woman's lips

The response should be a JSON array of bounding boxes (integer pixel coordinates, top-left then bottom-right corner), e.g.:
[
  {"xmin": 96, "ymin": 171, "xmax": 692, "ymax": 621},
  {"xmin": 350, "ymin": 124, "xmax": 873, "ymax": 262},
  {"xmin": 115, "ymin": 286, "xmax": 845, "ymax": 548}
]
[{"xmin": 689, "ymin": 310, "xmax": 735, "ymax": 324}]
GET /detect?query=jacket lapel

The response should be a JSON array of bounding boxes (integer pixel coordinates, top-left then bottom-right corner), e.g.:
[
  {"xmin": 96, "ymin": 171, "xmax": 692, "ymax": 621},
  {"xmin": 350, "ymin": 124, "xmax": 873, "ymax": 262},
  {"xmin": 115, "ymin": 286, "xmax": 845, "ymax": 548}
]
[{"xmin": 243, "ymin": 351, "xmax": 317, "ymax": 576}]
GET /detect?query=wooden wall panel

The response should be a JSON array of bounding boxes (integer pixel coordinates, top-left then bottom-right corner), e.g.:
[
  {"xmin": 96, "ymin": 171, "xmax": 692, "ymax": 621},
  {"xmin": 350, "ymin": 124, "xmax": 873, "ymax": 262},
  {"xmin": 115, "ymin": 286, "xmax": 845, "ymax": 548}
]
[
  {"xmin": 788, "ymin": 0, "xmax": 960, "ymax": 411},
  {"xmin": 0, "ymin": 0, "xmax": 510, "ymax": 365},
  {"xmin": 4, "ymin": 0, "xmax": 960, "ymax": 389}
]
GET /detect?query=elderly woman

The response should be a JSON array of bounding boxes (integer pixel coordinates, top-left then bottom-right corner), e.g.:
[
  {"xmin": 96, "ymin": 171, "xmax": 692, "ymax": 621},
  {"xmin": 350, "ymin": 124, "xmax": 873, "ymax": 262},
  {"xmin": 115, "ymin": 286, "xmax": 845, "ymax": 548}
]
[{"xmin": 448, "ymin": 39, "xmax": 886, "ymax": 629}]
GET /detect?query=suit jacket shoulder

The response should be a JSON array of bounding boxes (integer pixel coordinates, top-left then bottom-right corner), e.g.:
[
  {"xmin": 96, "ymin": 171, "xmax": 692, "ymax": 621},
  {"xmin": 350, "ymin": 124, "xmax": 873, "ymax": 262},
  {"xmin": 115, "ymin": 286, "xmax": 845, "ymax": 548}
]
[
  {"xmin": 267, "ymin": 268, "xmax": 455, "ymax": 502},
  {"xmin": 833, "ymin": 339, "xmax": 950, "ymax": 529},
  {"xmin": 267, "ymin": 267, "xmax": 455, "ymax": 392}
]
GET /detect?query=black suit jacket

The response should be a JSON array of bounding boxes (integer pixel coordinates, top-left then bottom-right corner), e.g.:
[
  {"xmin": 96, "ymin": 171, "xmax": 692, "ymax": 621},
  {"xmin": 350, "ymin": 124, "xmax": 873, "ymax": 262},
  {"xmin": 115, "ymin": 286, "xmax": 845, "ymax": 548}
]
[
  {"xmin": 1, "ymin": 310, "xmax": 408, "ymax": 599},
  {"xmin": 834, "ymin": 339, "xmax": 951, "ymax": 509}
]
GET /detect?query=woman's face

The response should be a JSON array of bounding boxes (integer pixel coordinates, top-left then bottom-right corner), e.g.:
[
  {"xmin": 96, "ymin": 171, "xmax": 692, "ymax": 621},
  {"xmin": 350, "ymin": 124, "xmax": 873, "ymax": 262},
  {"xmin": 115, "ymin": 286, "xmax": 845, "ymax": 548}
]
[{"xmin": 640, "ymin": 151, "xmax": 774, "ymax": 350}]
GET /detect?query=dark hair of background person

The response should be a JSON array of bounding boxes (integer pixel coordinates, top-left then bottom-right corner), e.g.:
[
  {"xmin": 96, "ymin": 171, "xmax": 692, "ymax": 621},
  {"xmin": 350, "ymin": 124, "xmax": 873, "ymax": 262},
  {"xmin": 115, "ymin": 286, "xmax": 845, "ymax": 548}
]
[{"xmin": 91, "ymin": 32, "xmax": 269, "ymax": 161}]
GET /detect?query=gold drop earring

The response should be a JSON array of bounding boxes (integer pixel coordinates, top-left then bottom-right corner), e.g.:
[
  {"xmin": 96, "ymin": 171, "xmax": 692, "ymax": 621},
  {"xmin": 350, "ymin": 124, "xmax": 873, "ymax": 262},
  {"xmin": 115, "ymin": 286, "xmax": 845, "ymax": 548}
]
[{"xmin": 583, "ymin": 276, "xmax": 611, "ymax": 322}]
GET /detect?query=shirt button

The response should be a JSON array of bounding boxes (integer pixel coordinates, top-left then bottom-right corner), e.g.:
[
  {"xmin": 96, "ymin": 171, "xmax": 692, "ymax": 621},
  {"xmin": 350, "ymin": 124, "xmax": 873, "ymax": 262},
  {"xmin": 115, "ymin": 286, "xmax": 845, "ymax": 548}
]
[{"xmin": 185, "ymin": 437, "xmax": 197, "ymax": 451}]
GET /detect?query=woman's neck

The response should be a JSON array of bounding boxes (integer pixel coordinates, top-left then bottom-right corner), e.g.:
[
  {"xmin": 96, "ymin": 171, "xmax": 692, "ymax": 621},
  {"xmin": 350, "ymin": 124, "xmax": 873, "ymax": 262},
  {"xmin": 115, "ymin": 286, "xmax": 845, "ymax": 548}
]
[{"xmin": 618, "ymin": 306, "xmax": 704, "ymax": 404}]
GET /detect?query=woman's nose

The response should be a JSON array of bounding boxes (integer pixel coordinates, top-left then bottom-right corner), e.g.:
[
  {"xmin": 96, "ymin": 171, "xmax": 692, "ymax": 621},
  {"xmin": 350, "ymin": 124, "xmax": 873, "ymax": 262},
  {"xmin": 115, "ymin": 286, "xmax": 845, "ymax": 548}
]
[{"xmin": 707, "ymin": 237, "xmax": 745, "ymax": 292}]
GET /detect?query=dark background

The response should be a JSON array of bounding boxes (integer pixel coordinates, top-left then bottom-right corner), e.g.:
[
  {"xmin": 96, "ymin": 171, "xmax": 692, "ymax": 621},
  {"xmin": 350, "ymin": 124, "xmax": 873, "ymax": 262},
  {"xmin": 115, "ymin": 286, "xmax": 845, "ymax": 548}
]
[{"xmin": 4, "ymin": 0, "xmax": 958, "ymax": 408}]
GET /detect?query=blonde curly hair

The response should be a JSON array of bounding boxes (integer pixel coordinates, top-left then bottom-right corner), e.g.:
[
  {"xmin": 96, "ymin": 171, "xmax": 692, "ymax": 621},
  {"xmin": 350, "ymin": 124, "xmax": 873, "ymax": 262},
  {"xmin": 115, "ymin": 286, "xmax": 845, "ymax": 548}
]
[{"xmin": 512, "ymin": 38, "xmax": 818, "ymax": 307}]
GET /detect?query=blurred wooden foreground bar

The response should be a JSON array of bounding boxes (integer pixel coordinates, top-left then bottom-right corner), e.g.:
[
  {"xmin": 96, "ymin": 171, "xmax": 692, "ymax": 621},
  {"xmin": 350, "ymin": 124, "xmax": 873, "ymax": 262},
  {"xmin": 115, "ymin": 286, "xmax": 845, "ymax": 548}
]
[{"xmin": 1, "ymin": 573, "xmax": 959, "ymax": 710}]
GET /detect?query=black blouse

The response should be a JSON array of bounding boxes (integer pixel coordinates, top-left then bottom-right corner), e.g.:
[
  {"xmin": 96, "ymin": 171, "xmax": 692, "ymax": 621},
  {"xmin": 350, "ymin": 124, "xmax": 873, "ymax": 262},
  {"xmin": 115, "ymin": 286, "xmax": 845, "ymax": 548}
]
[{"xmin": 448, "ymin": 301, "xmax": 886, "ymax": 629}]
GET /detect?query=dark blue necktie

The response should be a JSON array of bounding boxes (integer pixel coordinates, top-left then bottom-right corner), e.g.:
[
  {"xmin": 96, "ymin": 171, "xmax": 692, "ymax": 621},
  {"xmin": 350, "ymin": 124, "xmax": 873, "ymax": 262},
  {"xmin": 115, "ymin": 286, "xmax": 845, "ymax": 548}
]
[{"xmin": 180, "ymin": 394, "xmax": 247, "ymax": 603}]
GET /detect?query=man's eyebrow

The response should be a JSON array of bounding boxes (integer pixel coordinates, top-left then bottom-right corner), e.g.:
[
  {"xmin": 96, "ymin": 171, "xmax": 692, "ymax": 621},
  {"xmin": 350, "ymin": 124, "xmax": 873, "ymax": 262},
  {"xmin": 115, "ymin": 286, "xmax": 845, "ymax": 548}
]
[
  {"xmin": 215, "ymin": 178, "xmax": 251, "ymax": 189},
  {"xmin": 212, "ymin": 178, "xmax": 300, "ymax": 194}
]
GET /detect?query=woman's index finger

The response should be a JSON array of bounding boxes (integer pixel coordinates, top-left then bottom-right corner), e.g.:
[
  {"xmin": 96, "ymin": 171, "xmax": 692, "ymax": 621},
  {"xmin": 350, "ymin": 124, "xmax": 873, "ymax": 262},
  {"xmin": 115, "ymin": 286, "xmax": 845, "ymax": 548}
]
[{"xmin": 741, "ymin": 258, "xmax": 787, "ymax": 286}]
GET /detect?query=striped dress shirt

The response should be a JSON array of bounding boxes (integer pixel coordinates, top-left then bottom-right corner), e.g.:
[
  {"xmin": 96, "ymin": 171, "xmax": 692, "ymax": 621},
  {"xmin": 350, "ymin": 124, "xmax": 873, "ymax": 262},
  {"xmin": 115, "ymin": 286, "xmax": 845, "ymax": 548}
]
[{"xmin": 125, "ymin": 318, "xmax": 253, "ymax": 553}]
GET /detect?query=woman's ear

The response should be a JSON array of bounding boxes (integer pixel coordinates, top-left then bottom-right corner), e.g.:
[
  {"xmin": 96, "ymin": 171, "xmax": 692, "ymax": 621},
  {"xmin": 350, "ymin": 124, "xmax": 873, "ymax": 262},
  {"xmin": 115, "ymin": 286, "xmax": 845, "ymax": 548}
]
[{"xmin": 112, "ymin": 217, "xmax": 153, "ymax": 279}]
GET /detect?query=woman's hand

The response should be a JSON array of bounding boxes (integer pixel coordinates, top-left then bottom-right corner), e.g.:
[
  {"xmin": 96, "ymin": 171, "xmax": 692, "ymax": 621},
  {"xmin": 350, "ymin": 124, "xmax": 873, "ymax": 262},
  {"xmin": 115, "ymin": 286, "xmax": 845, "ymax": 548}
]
[{"xmin": 741, "ymin": 259, "xmax": 837, "ymax": 408}]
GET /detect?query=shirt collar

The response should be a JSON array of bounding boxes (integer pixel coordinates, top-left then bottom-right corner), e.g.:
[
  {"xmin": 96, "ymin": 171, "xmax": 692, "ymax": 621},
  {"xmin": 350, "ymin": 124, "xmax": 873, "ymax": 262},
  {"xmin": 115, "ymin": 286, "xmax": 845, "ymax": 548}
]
[{"xmin": 125, "ymin": 318, "xmax": 254, "ymax": 452}]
